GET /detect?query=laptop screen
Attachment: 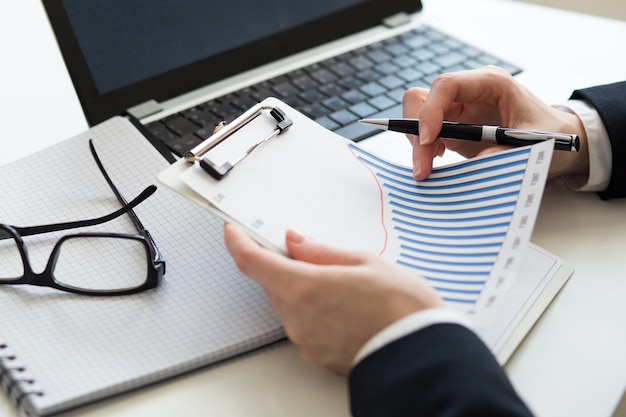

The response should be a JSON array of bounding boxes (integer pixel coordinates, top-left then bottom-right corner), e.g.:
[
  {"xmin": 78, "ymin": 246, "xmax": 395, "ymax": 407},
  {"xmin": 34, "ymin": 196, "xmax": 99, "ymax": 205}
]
[
  {"xmin": 43, "ymin": 0, "xmax": 422, "ymax": 125},
  {"xmin": 64, "ymin": 0, "xmax": 367, "ymax": 95}
]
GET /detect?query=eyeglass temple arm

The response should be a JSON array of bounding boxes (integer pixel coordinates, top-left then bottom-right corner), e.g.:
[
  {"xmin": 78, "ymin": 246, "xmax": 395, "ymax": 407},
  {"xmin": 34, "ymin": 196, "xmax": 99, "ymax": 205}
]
[
  {"xmin": 88, "ymin": 139, "xmax": 146, "ymax": 233},
  {"xmin": 89, "ymin": 139, "xmax": 164, "ymax": 267},
  {"xmin": 12, "ymin": 186, "xmax": 157, "ymax": 238}
]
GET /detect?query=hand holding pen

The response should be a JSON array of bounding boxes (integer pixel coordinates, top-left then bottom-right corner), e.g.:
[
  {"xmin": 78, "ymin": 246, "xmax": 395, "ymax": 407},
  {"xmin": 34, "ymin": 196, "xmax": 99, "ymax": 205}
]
[{"xmin": 397, "ymin": 66, "xmax": 589, "ymax": 181}]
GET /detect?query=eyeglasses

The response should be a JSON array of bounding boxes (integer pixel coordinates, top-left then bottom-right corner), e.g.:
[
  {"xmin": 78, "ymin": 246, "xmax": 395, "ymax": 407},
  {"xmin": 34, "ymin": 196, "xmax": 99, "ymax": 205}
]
[{"xmin": 0, "ymin": 140, "xmax": 165, "ymax": 296}]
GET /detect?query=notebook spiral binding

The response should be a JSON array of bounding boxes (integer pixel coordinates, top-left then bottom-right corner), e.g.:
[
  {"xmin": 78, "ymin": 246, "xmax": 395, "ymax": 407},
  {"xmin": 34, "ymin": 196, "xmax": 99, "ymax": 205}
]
[{"xmin": 0, "ymin": 341, "xmax": 44, "ymax": 417}]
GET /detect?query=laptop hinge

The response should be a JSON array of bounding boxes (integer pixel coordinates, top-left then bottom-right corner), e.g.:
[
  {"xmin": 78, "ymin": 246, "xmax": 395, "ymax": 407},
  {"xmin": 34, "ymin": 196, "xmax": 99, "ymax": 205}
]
[
  {"xmin": 382, "ymin": 12, "xmax": 411, "ymax": 28},
  {"xmin": 126, "ymin": 99, "xmax": 163, "ymax": 120}
]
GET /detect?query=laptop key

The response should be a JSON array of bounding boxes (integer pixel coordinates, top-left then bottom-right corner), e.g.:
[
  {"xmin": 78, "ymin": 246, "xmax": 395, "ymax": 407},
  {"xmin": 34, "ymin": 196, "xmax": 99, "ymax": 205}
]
[
  {"xmin": 309, "ymin": 68, "xmax": 338, "ymax": 84},
  {"xmin": 272, "ymin": 81, "xmax": 300, "ymax": 99},
  {"xmin": 378, "ymin": 75, "xmax": 405, "ymax": 90},
  {"xmin": 165, "ymin": 134, "xmax": 202, "ymax": 156},
  {"xmin": 203, "ymin": 102, "xmax": 242, "ymax": 122},
  {"xmin": 328, "ymin": 61, "xmax": 356, "ymax": 77},
  {"xmin": 283, "ymin": 96, "xmax": 310, "ymax": 109},
  {"xmin": 348, "ymin": 102, "xmax": 377, "ymax": 119},
  {"xmin": 368, "ymin": 95, "xmax": 396, "ymax": 111},
  {"xmin": 328, "ymin": 109, "xmax": 359, "ymax": 126},
  {"xmin": 414, "ymin": 61, "xmax": 440, "ymax": 75},
  {"xmin": 194, "ymin": 128, "xmax": 213, "ymax": 141},
  {"xmin": 366, "ymin": 49, "xmax": 393, "ymax": 64},
  {"xmin": 393, "ymin": 54, "xmax": 418, "ymax": 68},
  {"xmin": 360, "ymin": 82, "xmax": 387, "ymax": 98},
  {"xmin": 397, "ymin": 68, "xmax": 424, "ymax": 83},
  {"xmin": 145, "ymin": 122, "xmax": 180, "ymax": 142},
  {"xmin": 315, "ymin": 116, "xmax": 340, "ymax": 131},
  {"xmin": 376, "ymin": 62, "xmax": 401, "ymax": 76},
  {"xmin": 334, "ymin": 103, "xmax": 403, "ymax": 141},
  {"xmin": 291, "ymin": 74, "xmax": 319, "ymax": 91},
  {"xmin": 338, "ymin": 77, "xmax": 365, "ymax": 90},
  {"xmin": 229, "ymin": 95, "xmax": 258, "ymax": 111},
  {"xmin": 163, "ymin": 115, "xmax": 200, "ymax": 136},
  {"xmin": 301, "ymin": 103, "xmax": 331, "ymax": 119},
  {"xmin": 299, "ymin": 89, "xmax": 327, "ymax": 103},
  {"xmin": 334, "ymin": 121, "xmax": 377, "ymax": 141},
  {"xmin": 428, "ymin": 43, "xmax": 453, "ymax": 55},
  {"xmin": 319, "ymin": 83, "xmax": 345, "ymax": 97},
  {"xmin": 356, "ymin": 68, "xmax": 383, "ymax": 83},
  {"xmin": 434, "ymin": 51, "xmax": 466, "ymax": 68},
  {"xmin": 182, "ymin": 108, "xmax": 222, "ymax": 127},
  {"xmin": 348, "ymin": 55, "xmax": 375, "ymax": 71},
  {"xmin": 323, "ymin": 97, "xmax": 349, "ymax": 111},
  {"xmin": 341, "ymin": 89, "xmax": 368, "ymax": 104}
]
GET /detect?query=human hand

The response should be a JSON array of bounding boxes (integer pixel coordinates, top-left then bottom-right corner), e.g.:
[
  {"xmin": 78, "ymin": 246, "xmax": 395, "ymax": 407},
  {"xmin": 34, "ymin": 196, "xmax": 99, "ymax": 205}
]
[
  {"xmin": 223, "ymin": 224, "xmax": 444, "ymax": 375},
  {"xmin": 404, "ymin": 65, "xmax": 589, "ymax": 181}
]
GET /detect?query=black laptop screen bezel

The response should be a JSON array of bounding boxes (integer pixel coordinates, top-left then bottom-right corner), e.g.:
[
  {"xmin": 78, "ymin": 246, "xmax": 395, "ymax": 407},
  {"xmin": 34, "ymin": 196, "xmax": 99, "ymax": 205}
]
[{"xmin": 42, "ymin": 0, "xmax": 422, "ymax": 126}]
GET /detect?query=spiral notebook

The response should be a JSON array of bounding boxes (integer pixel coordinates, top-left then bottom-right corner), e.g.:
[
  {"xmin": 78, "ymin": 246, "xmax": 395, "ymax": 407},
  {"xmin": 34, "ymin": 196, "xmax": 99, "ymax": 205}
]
[
  {"xmin": 0, "ymin": 115, "xmax": 571, "ymax": 417},
  {"xmin": 0, "ymin": 117, "xmax": 286, "ymax": 417}
]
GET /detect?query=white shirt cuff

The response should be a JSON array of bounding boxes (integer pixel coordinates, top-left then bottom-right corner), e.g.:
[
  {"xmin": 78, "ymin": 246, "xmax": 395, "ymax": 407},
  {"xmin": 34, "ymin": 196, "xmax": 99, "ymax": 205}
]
[
  {"xmin": 351, "ymin": 308, "xmax": 472, "ymax": 367},
  {"xmin": 553, "ymin": 100, "xmax": 612, "ymax": 192}
]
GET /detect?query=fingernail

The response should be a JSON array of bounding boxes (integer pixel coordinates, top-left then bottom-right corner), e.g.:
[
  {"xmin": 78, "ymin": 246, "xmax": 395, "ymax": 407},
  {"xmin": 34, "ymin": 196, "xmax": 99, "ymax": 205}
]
[
  {"xmin": 418, "ymin": 126, "xmax": 430, "ymax": 146},
  {"xmin": 287, "ymin": 228, "xmax": 306, "ymax": 244},
  {"xmin": 413, "ymin": 160, "xmax": 422, "ymax": 179}
]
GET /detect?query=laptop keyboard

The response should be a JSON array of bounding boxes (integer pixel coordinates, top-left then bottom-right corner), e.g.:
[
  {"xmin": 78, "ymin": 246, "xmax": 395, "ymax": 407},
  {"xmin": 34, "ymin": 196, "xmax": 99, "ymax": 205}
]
[{"xmin": 145, "ymin": 25, "xmax": 521, "ymax": 157}]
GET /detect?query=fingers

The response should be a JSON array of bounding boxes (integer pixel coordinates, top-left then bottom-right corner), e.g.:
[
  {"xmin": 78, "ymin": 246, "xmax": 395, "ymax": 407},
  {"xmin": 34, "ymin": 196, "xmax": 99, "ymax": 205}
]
[
  {"xmin": 285, "ymin": 229, "xmax": 366, "ymax": 266},
  {"xmin": 411, "ymin": 140, "xmax": 438, "ymax": 181},
  {"xmin": 224, "ymin": 225, "xmax": 365, "ymax": 289},
  {"xmin": 417, "ymin": 70, "xmax": 489, "ymax": 145},
  {"xmin": 223, "ymin": 223, "xmax": 296, "ymax": 289},
  {"xmin": 403, "ymin": 66, "xmax": 522, "ymax": 180},
  {"xmin": 412, "ymin": 66, "xmax": 516, "ymax": 144},
  {"xmin": 403, "ymin": 87, "xmax": 438, "ymax": 180}
]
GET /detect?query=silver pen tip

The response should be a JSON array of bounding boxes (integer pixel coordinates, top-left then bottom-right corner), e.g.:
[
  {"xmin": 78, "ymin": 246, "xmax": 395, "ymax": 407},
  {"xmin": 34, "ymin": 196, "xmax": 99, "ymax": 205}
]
[{"xmin": 358, "ymin": 118, "xmax": 389, "ymax": 128}]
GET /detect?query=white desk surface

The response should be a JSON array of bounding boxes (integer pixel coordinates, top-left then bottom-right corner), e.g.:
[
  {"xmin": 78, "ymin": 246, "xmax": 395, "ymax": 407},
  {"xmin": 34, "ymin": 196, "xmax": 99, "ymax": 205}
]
[{"xmin": 2, "ymin": 0, "xmax": 626, "ymax": 416}]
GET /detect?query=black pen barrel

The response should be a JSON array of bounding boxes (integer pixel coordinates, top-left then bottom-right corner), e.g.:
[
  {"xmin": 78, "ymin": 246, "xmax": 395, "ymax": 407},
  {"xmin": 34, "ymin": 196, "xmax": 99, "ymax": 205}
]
[
  {"xmin": 438, "ymin": 123, "xmax": 483, "ymax": 141},
  {"xmin": 387, "ymin": 119, "xmax": 420, "ymax": 135},
  {"xmin": 371, "ymin": 119, "xmax": 579, "ymax": 152},
  {"xmin": 388, "ymin": 119, "xmax": 483, "ymax": 141}
]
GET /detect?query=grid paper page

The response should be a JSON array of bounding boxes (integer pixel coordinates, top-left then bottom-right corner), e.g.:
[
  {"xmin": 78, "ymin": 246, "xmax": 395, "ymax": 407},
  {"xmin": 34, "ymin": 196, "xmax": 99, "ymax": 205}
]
[{"xmin": 0, "ymin": 117, "xmax": 283, "ymax": 416}]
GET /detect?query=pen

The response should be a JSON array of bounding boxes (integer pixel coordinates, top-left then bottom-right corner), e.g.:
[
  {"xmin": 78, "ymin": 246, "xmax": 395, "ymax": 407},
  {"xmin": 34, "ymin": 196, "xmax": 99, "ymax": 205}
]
[{"xmin": 358, "ymin": 118, "xmax": 580, "ymax": 152}]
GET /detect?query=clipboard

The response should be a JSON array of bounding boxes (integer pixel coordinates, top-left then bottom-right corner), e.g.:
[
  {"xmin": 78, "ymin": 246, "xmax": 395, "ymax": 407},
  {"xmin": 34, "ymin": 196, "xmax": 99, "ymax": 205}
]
[
  {"xmin": 158, "ymin": 97, "xmax": 572, "ymax": 361},
  {"xmin": 159, "ymin": 96, "xmax": 562, "ymax": 318}
]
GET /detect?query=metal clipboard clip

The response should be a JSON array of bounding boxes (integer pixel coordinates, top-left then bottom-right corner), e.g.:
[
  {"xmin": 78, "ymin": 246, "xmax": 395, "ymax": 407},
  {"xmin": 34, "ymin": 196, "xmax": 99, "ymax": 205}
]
[{"xmin": 183, "ymin": 103, "xmax": 293, "ymax": 180}]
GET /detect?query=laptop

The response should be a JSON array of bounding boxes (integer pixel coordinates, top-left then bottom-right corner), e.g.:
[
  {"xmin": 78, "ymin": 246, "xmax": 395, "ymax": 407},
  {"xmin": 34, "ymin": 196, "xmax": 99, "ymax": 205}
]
[{"xmin": 41, "ymin": 0, "xmax": 564, "ymax": 165}]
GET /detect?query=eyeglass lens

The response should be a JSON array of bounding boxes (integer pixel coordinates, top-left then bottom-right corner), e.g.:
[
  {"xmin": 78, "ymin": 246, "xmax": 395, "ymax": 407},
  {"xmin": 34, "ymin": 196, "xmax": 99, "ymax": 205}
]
[
  {"xmin": 0, "ymin": 232, "xmax": 150, "ymax": 292},
  {"xmin": 54, "ymin": 236, "xmax": 149, "ymax": 292}
]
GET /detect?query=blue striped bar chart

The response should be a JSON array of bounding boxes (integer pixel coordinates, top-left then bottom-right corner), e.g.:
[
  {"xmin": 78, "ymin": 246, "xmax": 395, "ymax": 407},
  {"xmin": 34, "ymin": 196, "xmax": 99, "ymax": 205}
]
[{"xmin": 349, "ymin": 141, "xmax": 552, "ymax": 320}]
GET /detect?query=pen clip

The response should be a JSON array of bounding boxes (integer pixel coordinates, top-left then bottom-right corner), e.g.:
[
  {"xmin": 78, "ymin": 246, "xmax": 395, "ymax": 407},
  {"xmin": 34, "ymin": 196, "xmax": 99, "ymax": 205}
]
[
  {"xmin": 503, "ymin": 130, "xmax": 579, "ymax": 152},
  {"xmin": 503, "ymin": 130, "xmax": 574, "ymax": 141}
]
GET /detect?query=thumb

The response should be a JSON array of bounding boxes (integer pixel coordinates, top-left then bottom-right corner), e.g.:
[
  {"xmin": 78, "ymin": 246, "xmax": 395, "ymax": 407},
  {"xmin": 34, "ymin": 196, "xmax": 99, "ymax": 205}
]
[{"xmin": 285, "ymin": 229, "xmax": 364, "ymax": 266}]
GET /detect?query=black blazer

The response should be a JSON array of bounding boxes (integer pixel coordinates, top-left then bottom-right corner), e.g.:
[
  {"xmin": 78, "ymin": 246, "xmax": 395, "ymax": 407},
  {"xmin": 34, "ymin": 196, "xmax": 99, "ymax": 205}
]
[
  {"xmin": 349, "ymin": 81, "xmax": 626, "ymax": 417},
  {"xmin": 349, "ymin": 324, "xmax": 533, "ymax": 417},
  {"xmin": 571, "ymin": 81, "xmax": 626, "ymax": 200}
]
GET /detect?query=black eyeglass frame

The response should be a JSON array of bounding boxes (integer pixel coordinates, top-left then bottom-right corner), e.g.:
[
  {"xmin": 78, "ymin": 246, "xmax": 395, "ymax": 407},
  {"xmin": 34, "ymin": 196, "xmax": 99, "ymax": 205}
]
[{"xmin": 0, "ymin": 140, "xmax": 165, "ymax": 296}]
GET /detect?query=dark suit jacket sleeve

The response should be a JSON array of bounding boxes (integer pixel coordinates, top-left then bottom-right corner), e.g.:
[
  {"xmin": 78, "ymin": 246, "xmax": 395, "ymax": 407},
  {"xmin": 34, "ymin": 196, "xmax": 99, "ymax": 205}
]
[
  {"xmin": 570, "ymin": 81, "xmax": 626, "ymax": 200},
  {"xmin": 349, "ymin": 323, "xmax": 534, "ymax": 417}
]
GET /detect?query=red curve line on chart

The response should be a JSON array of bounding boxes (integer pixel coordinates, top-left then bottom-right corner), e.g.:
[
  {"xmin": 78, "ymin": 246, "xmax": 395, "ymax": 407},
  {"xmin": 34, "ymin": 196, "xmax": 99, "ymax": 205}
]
[{"xmin": 347, "ymin": 144, "xmax": 388, "ymax": 256}]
